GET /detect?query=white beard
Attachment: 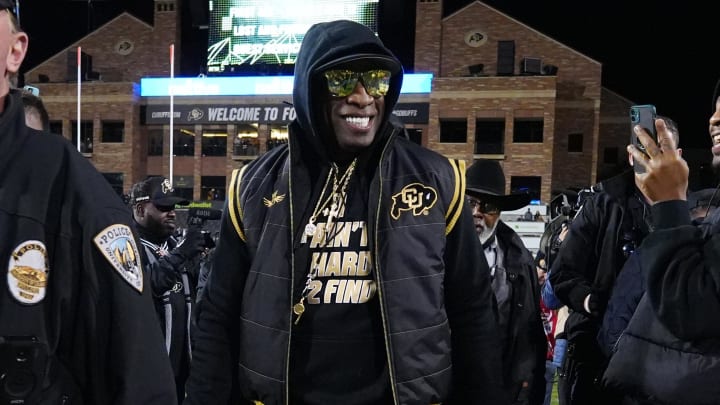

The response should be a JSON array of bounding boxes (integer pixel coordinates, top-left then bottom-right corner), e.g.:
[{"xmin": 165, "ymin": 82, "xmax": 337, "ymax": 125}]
[{"xmin": 478, "ymin": 218, "xmax": 498, "ymax": 245}]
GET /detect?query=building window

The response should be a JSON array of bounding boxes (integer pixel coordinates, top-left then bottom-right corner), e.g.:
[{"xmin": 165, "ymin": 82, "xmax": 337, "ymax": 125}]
[
  {"xmin": 101, "ymin": 121, "xmax": 124, "ymax": 143},
  {"xmin": 568, "ymin": 133, "xmax": 583, "ymax": 152},
  {"xmin": 406, "ymin": 128, "xmax": 422, "ymax": 145},
  {"xmin": 439, "ymin": 119, "xmax": 467, "ymax": 143},
  {"xmin": 148, "ymin": 128, "xmax": 163, "ymax": 156},
  {"xmin": 267, "ymin": 125, "xmax": 289, "ymax": 150},
  {"xmin": 173, "ymin": 127, "xmax": 196, "ymax": 156},
  {"xmin": 49, "ymin": 120, "xmax": 62, "ymax": 135},
  {"xmin": 475, "ymin": 119, "xmax": 505, "ymax": 154},
  {"xmin": 603, "ymin": 147, "xmax": 619, "ymax": 164},
  {"xmin": 102, "ymin": 172, "xmax": 124, "ymax": 197},
  {"xmin": 513, "ymin": 118, "xmax": 544, "ymax": 143},
  {"xmin": 233, "ymin": 124, "xmax": 259, "ymax": 156},
  {"xmin": 201, "ymin": 176, "xmax": 226, "ymax": 201},
  {"xmin": 172, "ymin": 175, "xmax": 194, "ymax": 201},
  {"xmin": 71, "ymin": 120, "xmax": 93, "ymax": 153},
  {"xmin": 202, "ymin": 131, "xmax": 227, "ymax": 156},
  {"xmin": 510, "ymin": 176, "xmax": 541, "ymax": 202}
]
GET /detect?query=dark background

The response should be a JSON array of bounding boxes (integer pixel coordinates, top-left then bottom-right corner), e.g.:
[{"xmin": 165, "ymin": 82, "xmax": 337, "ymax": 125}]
[{"xmin": 18, "ymin": 0, "xmax": 719, "ymax": 151}]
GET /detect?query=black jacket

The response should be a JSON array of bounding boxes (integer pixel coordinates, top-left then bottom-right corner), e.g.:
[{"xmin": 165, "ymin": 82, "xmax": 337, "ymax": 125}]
[
  {"xmin": 0, "ymin": 89, "xmax": 176, "ymax": 404},
  {"xmin": 185, "ymin": 20, "xmax": 504, "ymax": 405},
  {"xmin": 549, "ymin": 169, "xmax": 650, "ymax": 340},
  {"xmin": 136, "ymin": 227, "xmax": 199, "ymax": 400},
  {"xmin": 641, "ymin": 200, "xmax": 720, "ymax": 340},
  {"xmin": 493, "ymin": 221, "xmax": 547, "ymax": 405}
]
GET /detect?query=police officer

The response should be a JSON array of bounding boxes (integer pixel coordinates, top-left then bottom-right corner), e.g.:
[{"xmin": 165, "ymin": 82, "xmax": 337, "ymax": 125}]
[{"xmin": 0, "ymin": 2, "xmax": 177, "ymax": 403}]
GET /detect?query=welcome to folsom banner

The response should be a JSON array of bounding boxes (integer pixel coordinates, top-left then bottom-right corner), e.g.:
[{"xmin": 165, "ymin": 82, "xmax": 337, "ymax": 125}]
[{"xmin": 144, "ymin": 103, "xmax": 429, "ymax": 125}]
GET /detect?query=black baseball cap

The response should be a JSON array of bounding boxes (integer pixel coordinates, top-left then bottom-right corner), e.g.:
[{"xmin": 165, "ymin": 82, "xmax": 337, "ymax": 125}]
[
  {"xmin": 130, "ymin": 176, "xmax": 189, "ymax": 207},
  {"xmin": 0, "ymin": 0, "xmax": 15, "ymax": 14}
]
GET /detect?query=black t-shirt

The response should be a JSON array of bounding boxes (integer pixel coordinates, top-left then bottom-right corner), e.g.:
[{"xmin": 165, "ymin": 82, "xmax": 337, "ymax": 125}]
[{"xmin": 290, "ymin": 173, "xmax": 392, "ymax": 405}]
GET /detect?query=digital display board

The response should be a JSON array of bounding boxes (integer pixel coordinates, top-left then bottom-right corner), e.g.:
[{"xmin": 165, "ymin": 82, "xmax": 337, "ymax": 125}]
[
  {"xmin": 140, "ymin": 74, "xmax": 433, "ymax": 97},
  {"xmin": 207, "ymin": 0, "xmax": 379, "ymax": 74}
]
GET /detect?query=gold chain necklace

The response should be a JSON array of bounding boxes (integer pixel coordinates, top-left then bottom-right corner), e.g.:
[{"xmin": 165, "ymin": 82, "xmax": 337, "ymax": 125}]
[
  {"xmin": 303, "ymin": 158, "xmax": 357, "ymax": 237},
  {"xmin": 294, "ymin": 158, "xmax": 358, "ymax": 325}
]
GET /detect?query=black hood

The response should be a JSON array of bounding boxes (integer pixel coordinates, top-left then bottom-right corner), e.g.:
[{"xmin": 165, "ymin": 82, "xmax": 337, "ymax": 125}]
[{"xmin": 292, "ymin": 20, "xmax": 404, "ymax": 160}]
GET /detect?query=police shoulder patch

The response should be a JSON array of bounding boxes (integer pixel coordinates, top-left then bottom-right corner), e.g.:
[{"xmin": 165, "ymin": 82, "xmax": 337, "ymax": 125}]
[
  {"xmin": 7, "ymin": 240, "xmax": 49, "ymax": 304},
  {"xmin": 93, "ymin": 224, "xmax": 143, "ymax": 293}
]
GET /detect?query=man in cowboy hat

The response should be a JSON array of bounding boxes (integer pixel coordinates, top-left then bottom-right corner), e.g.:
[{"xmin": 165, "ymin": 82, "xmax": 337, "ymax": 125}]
[{"xmin": 465, "ymin": 159, "xmax": 547, "ymax": 405}]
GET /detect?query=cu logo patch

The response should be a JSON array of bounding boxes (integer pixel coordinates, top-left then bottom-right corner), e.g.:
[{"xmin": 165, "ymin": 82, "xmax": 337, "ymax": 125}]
[{"xmin": 390, "ymin": 183, "xmax": 438, "ymax": 220}]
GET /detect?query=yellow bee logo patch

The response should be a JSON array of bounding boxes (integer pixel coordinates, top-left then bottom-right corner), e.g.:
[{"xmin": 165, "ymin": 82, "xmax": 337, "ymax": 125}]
[{"xmin": 263, "ymin": 191, "xmax": 286, "ymax": 207}]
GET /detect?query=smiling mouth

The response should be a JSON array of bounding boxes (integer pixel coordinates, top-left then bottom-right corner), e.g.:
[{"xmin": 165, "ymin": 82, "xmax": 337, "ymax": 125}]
[{"xmin": 345, "ymin": 116, "xmax": 372, "ymax": 129}]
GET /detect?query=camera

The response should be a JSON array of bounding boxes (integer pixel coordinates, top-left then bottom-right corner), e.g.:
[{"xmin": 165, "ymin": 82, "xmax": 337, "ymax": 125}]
[
  {"xmin": 187, "ymin": 207, "xmax": 222, "ymax": 250},
  {"xmin": 200, "ymin": 231, "xmax": 216, "ymax": 249},
  {"xmin": 0, "ymin": 336, "xmax": 49, "ymax": 404}
]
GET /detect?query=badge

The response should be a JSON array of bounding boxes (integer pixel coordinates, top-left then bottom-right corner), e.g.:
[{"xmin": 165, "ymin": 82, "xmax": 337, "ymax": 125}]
[
  {"xmin": 7, "ymin": 240, "xmax": 49, "ymax": 304},
  {"xmin": 94, "ymin": 224, "xmax": 144, "ymax": 293}
]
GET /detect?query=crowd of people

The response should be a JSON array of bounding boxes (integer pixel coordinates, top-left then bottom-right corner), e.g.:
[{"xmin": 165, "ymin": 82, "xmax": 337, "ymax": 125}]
[{"xmin": 5, "ymin": 6, "xmax": 720, "ymax": 404}]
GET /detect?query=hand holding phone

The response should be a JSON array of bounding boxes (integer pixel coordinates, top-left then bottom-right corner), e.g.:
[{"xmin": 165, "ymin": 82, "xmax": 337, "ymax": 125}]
[{"xmin": 629, "ymin": 104, "xmax": 657, "ymax": 174}]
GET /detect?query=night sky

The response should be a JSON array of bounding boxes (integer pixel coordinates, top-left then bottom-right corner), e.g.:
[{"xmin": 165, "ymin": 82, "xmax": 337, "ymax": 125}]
[{"xmin": 19, "ymin": 0, "xmax": 720, "ymax": 149}]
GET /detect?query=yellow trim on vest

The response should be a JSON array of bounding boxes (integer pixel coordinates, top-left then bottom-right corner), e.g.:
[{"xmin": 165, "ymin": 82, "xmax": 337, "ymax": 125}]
[
  {"xmin": 228, "ymin": 166, "xmax": 248, "ymax": 242},
  {"xmin": 445, "ymin": 158, "xmax": 466, "ymax": 235},
  {"xmin": 253, "ymin": 401, "xmax": 264, "ymax": 405}
]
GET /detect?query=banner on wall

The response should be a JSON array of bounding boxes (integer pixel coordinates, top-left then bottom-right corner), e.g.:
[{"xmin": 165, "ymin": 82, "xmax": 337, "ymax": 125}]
[{"xmin": 144, "ymin": 102, "xmax": 429, "ymax": 125}]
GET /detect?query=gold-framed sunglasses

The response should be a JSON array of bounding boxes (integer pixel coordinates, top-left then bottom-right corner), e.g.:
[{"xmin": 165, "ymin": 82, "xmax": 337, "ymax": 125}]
[{"xmin": 323, "ymin": 69, "xmax": 392, "ymax": 98}]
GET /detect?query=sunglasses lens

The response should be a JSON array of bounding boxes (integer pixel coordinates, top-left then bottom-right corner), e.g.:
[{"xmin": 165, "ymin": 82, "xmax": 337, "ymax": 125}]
[
  {"xmin": 155, "ymin": 204, "xmax": 175, "ymax": 212},
  {"xmin": 360, "ymin": 70, "xmax": 391, "ymax": 97},
  {"xmin": 466, "ymin": 197, "xmax": 499, "ymax": 214},
  {"xmin": 324, "ymin": 70, "xmax": 357, "ymax": 97},
  {"xmin": 482, "ymin": 202, "xmax": 500, "ymax": 214},
  {"xmin": 324, "ymin": 69, "xmax": 392, "ymax": 98}
]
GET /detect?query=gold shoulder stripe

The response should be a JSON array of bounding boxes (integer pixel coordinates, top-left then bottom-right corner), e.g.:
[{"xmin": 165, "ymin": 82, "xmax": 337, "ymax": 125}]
[
  {"xmin": 228, "ymin": 166, "xmax": 248, "ymax": 242},
  {"xmin": 445, "ymin": 158, "xmax": 466, "ymax": 235}
]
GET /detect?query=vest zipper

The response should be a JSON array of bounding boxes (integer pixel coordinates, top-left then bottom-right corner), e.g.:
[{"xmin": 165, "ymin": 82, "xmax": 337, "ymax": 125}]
[{"xmin": 373, "ymin": 128, "xmax": 399, "ymax": 405}]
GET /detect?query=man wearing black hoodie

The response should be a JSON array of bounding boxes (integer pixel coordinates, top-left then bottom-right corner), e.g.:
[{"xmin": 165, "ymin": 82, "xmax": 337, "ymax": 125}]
[{"xmin": 185, "ymin": 19, "xmax": 504, "ymax": 405}]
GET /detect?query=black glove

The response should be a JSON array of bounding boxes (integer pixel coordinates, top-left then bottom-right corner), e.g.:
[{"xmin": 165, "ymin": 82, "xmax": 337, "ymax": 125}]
[{"xmin": 175, "ymin": 228, "xmax": 206, "ymax": 260}]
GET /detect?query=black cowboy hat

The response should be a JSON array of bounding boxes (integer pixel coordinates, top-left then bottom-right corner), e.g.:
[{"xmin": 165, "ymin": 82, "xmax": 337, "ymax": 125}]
[{"xmin": 465, "ymin": 159, "xmax": 531, "ymax": 211}]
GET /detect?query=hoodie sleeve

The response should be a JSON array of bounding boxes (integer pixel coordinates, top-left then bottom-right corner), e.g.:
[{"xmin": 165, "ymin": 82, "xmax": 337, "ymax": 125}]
[
  {"xmin": 184, "ymin": 171, "xmax": 250, "ymax": 404},
  {"xmin": 640, "ymin": 201, "xmax": 720, "ymax": 339}
]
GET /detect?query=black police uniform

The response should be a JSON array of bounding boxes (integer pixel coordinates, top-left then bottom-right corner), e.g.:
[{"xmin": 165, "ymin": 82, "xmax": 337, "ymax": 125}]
[{"xmin": 0, "ymin": 89, "xmax": 177, "ymax": 404}]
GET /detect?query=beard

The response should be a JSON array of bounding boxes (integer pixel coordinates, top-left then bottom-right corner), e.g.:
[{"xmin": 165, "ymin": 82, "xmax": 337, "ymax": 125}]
[{"xmin": 478, "ymin": 218, "xmax": 498, "ymax": 245}]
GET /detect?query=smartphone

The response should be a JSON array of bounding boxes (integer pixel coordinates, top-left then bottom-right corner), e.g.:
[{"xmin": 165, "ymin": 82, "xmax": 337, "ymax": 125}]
[{"xmin": 629, "ymin": 104, "xmax": 657, "ymax": 173}]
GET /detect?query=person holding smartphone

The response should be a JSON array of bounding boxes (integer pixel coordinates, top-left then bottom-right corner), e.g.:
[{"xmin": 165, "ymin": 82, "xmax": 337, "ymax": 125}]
[
  {"xmin": 628, "ymin": 85, "xmax": 720, "ymax": 341},
  {"xmin": 548, "ymin": 113, "xmax": 679, "ymax": 405}
]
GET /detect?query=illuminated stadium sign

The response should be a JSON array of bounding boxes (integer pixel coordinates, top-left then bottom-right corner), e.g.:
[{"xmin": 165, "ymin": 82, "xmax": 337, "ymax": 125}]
[
  {"xmin": 207, "ymin": 0, "xmax": 379, "ymax": 73},
  {"xmin": 140, "ymin": 74, "xmax": 433, "ymax": 96}
]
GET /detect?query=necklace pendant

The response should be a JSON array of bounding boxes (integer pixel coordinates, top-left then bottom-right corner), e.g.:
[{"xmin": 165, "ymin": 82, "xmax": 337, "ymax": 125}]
[
  {"xmin": 293, "ymin": 301, "xmax": 305, "ymax": 316},
  {"xmin": 293, "ymin": 300, "xmax": 306, "ymax": 325},
  {"xmin": 304, "ymin": 223, "xmax": 317, "ymax": 236}
]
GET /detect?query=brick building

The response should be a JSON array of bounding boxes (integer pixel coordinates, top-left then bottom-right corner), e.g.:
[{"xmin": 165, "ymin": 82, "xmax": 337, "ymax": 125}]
[{"xmin": 26, "ymin": 0, "xmax": 645, "ymax": 203}]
